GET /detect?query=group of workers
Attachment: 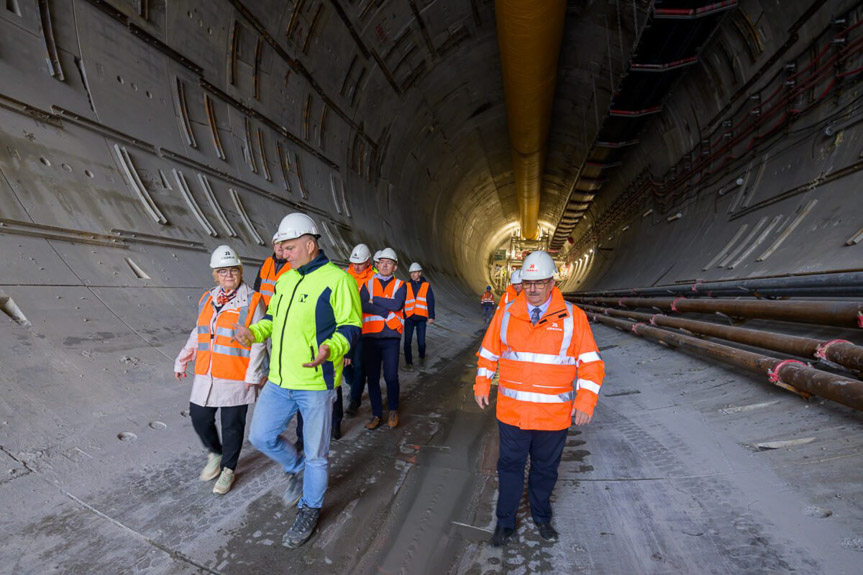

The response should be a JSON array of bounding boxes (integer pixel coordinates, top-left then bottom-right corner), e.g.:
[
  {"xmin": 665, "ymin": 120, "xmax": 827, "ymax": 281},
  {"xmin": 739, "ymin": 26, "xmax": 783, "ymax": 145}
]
[
  {"xmin": 174, "ymin": 210, "xmax": 606, "ymax": 550},
  {"xmin": 173, "ymin": 212, "xmax": 436, "ymax": 548}
]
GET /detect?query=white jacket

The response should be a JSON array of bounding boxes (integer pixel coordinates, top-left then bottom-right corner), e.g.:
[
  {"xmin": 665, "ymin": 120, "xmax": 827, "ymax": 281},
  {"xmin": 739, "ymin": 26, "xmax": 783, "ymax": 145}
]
[{"xmin": 174, "ymin": 283, "xmax": 266, "ymax": 407}]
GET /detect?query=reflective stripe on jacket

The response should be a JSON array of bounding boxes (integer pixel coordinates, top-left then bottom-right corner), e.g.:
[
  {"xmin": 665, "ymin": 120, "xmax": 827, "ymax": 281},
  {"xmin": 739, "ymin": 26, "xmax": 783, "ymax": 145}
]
[
  {"xmin": 362, "ymin": 277, "xmax": 405, "ymax": 334},
  {"xmin": 405, "ymin": 282, "xmax": 429, "ymax": 318},
  {"xmin": 195, "ymin": 287, "xmax": 264, "ymax": 381},
  {"xmin": 257, "ymin": 256, "xmax": 291, "ymax": 306},
  {"xmin": 474, "ymin": 288, "xmax": 605, "ymax": 430},
  {"xmin": 481, "ymin": 291, "xmax": 495, "ymax": 304},
  {"xmin": 498, "ymin": 285, "xmax": 518, "ymax": 309}
]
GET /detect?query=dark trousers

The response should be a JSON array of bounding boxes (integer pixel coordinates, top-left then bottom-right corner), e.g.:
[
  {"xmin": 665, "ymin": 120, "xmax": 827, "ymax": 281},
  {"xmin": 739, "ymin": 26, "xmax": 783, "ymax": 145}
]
[
  {"xmin": 296, "ymin": 386, "xmax": 342, "ymax": 441},
  {"xmin": 403, "ymin": 317, "xmax": 427, "ymax": 364},
  {"xmin": 189, "ymin": 402, "xmax": 249, "ymax": 470},
  {"xmin": 364, "ymin": 337, "xmax": 400, "ymax": 417},
  {"xmin": 482, "ymin": 303, "xmax": 495, "ymax": 324},
  {"xmin": 345, "ymin": 337, "xmax": 367, "ymax": 405},
  {"xmin": 496, "ymin": 420, "xmax": 568, "ymax": 528}
]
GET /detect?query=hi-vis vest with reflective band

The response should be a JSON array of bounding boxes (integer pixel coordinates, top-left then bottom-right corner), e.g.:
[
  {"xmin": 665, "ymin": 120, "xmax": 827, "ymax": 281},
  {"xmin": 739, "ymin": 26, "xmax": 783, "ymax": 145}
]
[
  {"xmin": 195, "ymin": 291, "xmax": 263, "ymax": 380},
  {"xmin": 405, "ymin": 282, "xmax": 429, "ymax": 318},
  {"xmin": 362, "ymin": 277, "xmax": 405, "ymax": 334},
  {"xmin": 498, "ymin": 285, "xmax": 518, "ymax": 309},
  {"xmin": 481, "ymin": 291, "xmax": 494, "ymax": 304},
  {"xmin": 258, "ymin": 257, "xmax": 291, "ymax": 306},
  {"xmin": 475, "ymin": 289, "xmax": 605, "ymax": 430}
]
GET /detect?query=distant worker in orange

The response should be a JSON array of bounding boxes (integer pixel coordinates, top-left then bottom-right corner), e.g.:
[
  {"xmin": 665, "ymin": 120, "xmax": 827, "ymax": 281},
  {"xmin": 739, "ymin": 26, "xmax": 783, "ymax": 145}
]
[
  {"xmin": 174, "ymin": 245, "xmax": 266, "ymax": 495},
  {"xmin": 480, "ymin": 285, "xmax": 495, "ymax": 324},
  {"xmin": 475, "ymin": 250, "xmax": 605, "ymax": 547},
  {"xmin": 497, "ymin": 269, "xmax": 523, "ymax": 309}
]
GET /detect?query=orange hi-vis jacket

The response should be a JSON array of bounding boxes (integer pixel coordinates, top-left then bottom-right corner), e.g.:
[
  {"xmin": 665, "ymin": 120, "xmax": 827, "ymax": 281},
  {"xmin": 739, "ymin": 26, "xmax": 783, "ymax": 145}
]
[
  {"xmin": 346, "ymin": 264, "xmax": 375, "ymax": 290},
  {"xmin": 498, "ymin": 285, "xmax": 518, "ymax": 309},
  {"xmin": 475, "ymin": 288, "xmax": 605, "ymax": 430},
  {"xmin": 196, "ymin": 289, "xmax": 264, "ymax": 380},
  {"xmin": 258, "ymin": 257, "xmax": 291, "ymax": 306},
  {"xmin": 405, "ymin": 282, "xmax": 430, "ymax": 318},
  {"xmin": 362, "ymin": 277, "xmax": 405, "ymax": 334},
  {"xmin": 481, "ymin": 291, "xmax": 495, "ymax": 304}
]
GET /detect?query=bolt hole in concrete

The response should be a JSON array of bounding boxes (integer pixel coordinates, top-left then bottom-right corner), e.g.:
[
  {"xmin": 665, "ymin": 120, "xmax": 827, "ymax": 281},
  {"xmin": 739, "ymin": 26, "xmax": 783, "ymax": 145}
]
[
  {"xmin": 61, "ymin": 163, "xmax": 72, "ymax": 172},
  {"xmin": 180, "ymin": 410, "xmax": 189, "ymax": 417},
  {"xmin": 148, "ymin": 421, "xmax": 167, "ymax": 430},
  {"xmin": 39, "ymin": 157, "xmax": 50, "ymax": 166},
  {"xmin": 117, "ymin": 75, "xmax": 123, "ymax": 84},
  {"xmin": 0, "ymin": 290, "xmax": 31, "ymax": 326},
  {"xmin": 117, "ymin": 432, "xmax": 137, "ymax": 442}
]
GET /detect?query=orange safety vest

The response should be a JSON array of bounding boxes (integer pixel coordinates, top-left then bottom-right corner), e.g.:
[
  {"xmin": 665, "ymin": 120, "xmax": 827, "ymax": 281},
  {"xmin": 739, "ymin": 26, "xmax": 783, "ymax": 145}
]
[
  {"xmin": 195, "ymin": 290, "xmax": 263, "ymax": 380},
  {"xmin": 475, "ymin": 288, "xmax": 605, "ymax": 430},
  {"xmin": 481, "ymin": 291, "xmax": 495, "ymax": 304},
  {"xmin": 258, "ymin": 257, "xmax": 291, "ymax": 306},
  {"xmin": 405, "ymin": 282, "xmax": 430, "ymax": 318},
  {"xmin": 362, "ymin": 277, "xmax": 405, "ymax": 335},
  {"xmin": 346, "ymin": 264, "xmax": 375, "ymax": 290},
  {"xmin": 498, "ymin": 285, "xmax": 518, "ymax": 309}
]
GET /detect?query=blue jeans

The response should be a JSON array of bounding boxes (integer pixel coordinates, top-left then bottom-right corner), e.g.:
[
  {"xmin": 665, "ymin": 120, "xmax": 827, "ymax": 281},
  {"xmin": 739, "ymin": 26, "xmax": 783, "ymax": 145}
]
[
  {"xmin": 482, "ymin": 303, "xmax": 495, "ymax": 324},
  {"xmin": 403, "ymin": 317, "xmax": 427, "ymax": 364},
  {"xmin": 345, "ymin": 337, "xmax": 366, "ymax": 406},
  {"xmin": 249, "ymin": 382, "xmax": 336, "ymax": 509}
]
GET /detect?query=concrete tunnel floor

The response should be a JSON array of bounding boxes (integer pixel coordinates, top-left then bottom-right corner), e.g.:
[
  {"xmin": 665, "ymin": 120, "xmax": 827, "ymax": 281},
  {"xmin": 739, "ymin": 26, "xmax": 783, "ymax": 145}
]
[{"xmin": 2, "ymin": 315, "xmax": 863, "ymax": 574}]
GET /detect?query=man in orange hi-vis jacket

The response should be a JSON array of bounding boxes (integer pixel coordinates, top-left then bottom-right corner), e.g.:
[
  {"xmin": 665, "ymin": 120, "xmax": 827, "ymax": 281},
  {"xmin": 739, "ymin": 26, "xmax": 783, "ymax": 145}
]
[{"xmin": 475, "ymin": 250, "xmax": 605, "ymax": 547}]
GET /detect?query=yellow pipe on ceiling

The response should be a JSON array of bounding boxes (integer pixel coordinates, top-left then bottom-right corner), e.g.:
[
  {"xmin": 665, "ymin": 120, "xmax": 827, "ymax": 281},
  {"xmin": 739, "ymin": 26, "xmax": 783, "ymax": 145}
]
[{"xmin": 495, "ymin": 0, "xmax": 566, "ymax": 240}]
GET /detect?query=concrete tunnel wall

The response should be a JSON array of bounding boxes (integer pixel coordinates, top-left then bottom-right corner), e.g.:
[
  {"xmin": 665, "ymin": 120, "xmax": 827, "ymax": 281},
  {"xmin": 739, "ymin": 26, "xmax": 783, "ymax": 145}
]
[{"xmin": 1, "ymin": 2, "xmax": 862, "ymax": 438}]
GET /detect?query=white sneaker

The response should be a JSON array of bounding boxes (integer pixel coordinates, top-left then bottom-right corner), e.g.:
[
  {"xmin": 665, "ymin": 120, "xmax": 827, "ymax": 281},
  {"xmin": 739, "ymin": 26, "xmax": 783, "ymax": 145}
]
[
  {"xmin": 213, "ymin": 468, "xmax": 235, "ymax": 495},
  {"xmin": 200, "ymin": 453, "xmax": 221, "ymax": 481}
]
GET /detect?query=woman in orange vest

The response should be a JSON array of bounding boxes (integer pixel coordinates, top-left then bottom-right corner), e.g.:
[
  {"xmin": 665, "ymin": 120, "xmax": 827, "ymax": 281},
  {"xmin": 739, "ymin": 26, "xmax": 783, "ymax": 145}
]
[{"xmin": 174, "ymin": 245, "xmax": 266, "ymax": 495}]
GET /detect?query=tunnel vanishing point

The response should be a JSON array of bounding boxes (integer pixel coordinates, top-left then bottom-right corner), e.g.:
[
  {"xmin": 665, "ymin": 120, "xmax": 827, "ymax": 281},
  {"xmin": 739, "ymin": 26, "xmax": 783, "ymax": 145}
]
[{"xmin": 2, "ymin": 1, "xmax": 863, "ymax": 574}]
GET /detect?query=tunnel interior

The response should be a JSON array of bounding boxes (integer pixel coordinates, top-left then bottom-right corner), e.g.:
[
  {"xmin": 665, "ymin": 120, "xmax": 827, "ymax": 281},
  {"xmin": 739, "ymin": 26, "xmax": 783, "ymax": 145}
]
[{"xmin": 2, "ymin": 0, "xmax": 863, "ymax": 573}]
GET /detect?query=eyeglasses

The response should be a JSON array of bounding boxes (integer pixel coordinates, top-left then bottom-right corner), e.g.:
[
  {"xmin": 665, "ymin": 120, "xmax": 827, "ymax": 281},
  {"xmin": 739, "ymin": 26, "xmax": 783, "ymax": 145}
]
[
  {"xmin": 522, "ymin": 279, "xmax": 552, "ymax": 289},
  {"xmin": 217, "ymin": 268, "xmax": 241, "ymax": 276}
]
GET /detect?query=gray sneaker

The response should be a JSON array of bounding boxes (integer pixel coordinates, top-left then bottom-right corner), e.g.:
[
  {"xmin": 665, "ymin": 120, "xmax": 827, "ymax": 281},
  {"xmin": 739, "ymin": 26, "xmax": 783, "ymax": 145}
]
[
  {"xmin": 282, "ymin": 507, "xmax": 320, "ymax": 548},
  {"xmin": 282, "ymin": 472, "xmax": 302, "ymax": 507}
]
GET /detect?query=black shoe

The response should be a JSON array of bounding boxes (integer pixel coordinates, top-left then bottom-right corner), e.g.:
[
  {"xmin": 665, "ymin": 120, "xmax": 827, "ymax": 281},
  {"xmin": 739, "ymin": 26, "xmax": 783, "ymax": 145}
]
[
  {"xmin": 282, "ymin": 507, "xmax": 320, "ymax": 548},
  {"xmin": 490, "ymin": 524, "xmax": 515, "ymax": 547},
  {"xmin": 332, "ymin": 423, "xmax": 342, "ymax": 440},
  {"xmin": 345, "ymin": 400, "xmax": 359, "ymax": 417},
  {"xmin": 536, "ymin": 522, "xmax": 558, "ymax": 541}
]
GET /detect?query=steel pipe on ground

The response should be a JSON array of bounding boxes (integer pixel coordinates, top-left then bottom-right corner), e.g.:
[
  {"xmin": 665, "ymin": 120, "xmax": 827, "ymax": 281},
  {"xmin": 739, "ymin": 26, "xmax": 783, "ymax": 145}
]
[
  {"xmin": 569, "ymin": 271, "xmax": 863, "ymax": 299},
  {"xmin": 586, "ymin": 312, "xmax": 863, "ymax": 412},
  {"xmin": 580, "ymin": 304, "xmax": 863, "ymax": 373},
  {"xmin": 568, "ymin": 296, "xmax": 863, "ymax": 329}
]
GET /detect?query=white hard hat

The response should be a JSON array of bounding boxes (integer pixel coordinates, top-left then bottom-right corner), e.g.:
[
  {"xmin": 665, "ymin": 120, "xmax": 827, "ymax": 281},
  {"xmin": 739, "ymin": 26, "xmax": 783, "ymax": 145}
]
[
  {"xmin": 373, "ymin": 250, "xmax": 382, "ymax": 263},
  {"xmin": 510, "ymin": 269, "xmax": 522, "ymax": 284},
  {"xmin": 378, "ymin": 247, "xmax": 398, "ymax": 263},
  {"xmin": 350, "ymin": 243, "xmax": 371, "ymax": 264},
  {"xmin": 210, "ymin": 245, "xmax": 242, "ymax": 268},
  {"xmin": 521, "ymin": 251, "xmax": 556, "ymax": 281},
  {"xmin": 272, "ymin": 213, "xmax": 319, "ymax": 243},
  {"xmin": 409, "ymin": 262, "xmax": 422, "ymax": 273},
  {"xmin": 272, "ymin": 232, "xmax": 280, "ymax": 244}
]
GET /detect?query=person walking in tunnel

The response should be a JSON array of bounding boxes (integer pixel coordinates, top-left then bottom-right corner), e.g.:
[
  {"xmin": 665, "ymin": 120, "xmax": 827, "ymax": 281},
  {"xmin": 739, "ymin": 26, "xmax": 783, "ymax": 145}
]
[
  {"xmin": 174, "ymin": 245, "xmax": 266, "ymax": 495},
  {"xmin": 233, "ymin": 213, "xmax": 361, "ymax": 549},
  {"xmin": 344, "ymin": 243, "xmax": 375, "ymax": 418},
  {"xmin": 481, "ymin": 286, "xmax": 496, "ymax": 324},
  {"xmin": 403, "ymin": 262, "xmax": 435, "ymax": 368},
  {"xmin": 360, "ymin": 247, "xmax": 407, "ymax": 429},
  {"xmin": 474, "ymin": 251, "xmax": 605, "ymax": 547},
  {"xmin": 254, "ymin": 233, "xmax": 291, "ymax": 307},
  {"xmin": 498, "ymin": 269, "xmax": 523, "ymax": 309}
]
